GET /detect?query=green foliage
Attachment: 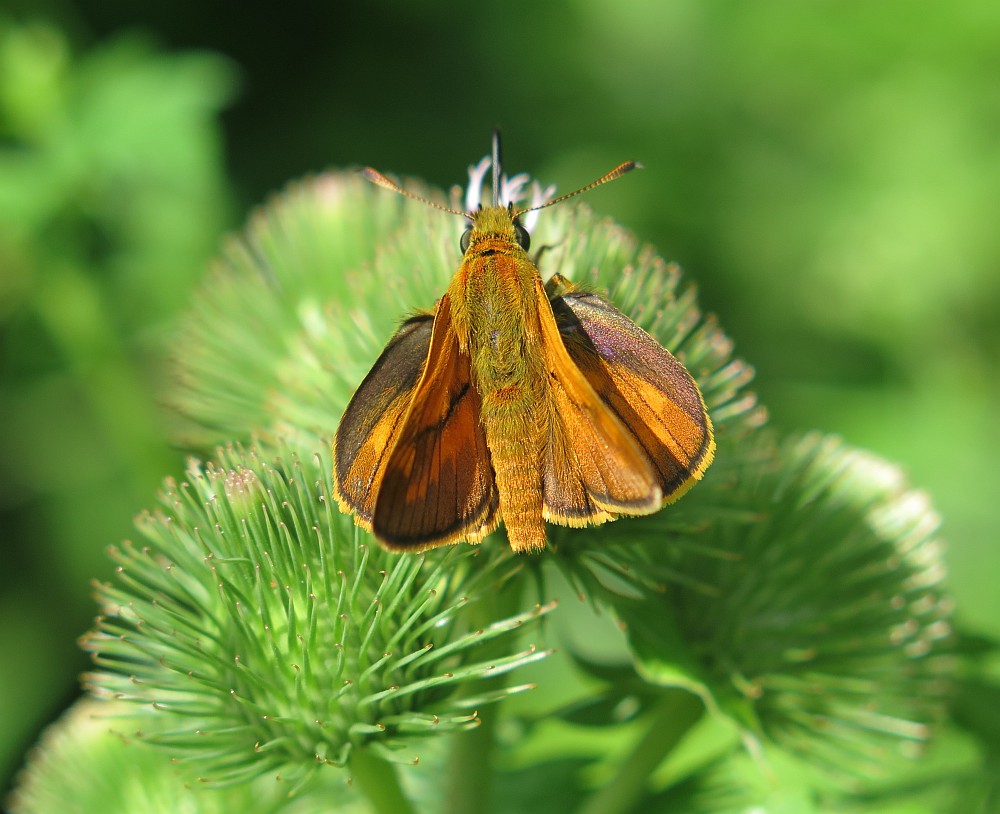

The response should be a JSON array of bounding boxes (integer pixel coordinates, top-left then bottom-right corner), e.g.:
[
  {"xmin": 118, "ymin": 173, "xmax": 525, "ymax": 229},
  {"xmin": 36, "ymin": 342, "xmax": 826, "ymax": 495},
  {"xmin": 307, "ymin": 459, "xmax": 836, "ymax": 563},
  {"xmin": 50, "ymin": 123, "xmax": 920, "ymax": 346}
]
[{"xmin": 0, "ymin": 16, "xmax": 236, "ymax": 784}]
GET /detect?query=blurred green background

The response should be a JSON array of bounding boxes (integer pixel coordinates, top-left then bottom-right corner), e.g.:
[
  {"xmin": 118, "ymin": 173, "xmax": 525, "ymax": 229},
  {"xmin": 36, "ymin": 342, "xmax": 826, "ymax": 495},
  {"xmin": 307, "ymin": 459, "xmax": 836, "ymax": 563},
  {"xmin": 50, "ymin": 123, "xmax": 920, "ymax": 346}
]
[{"xmin": 1, "ymin": 0, "xmax": 997, "ymax": 795}]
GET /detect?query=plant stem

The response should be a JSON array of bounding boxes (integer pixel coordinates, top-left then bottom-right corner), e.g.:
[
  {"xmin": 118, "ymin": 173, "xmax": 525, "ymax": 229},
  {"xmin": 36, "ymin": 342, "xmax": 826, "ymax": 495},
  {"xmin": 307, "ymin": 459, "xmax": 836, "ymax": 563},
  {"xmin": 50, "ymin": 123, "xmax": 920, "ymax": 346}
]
[
  {"xmin": 445, "ymin": 682, "xmax": 503, "ymax": 814},
  {"xmin": 349, "ymin": 746, "xmax": 417, "ymax": 814},
  {"xmin": 575, "ymin": 689, "xmax": 704, "ymax": 814},
  {"xmin": 445, "ymin": 565, "xmax": 526, "ymax": 814}
]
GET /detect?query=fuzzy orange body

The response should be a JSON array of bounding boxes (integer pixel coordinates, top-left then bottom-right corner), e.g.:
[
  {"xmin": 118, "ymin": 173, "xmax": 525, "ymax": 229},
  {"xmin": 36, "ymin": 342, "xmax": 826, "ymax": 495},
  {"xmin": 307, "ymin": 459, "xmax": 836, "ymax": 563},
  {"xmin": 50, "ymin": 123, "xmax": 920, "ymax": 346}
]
[{"xmin": 450, "ymin": 209, "xmax": 550, "ymax": 551}]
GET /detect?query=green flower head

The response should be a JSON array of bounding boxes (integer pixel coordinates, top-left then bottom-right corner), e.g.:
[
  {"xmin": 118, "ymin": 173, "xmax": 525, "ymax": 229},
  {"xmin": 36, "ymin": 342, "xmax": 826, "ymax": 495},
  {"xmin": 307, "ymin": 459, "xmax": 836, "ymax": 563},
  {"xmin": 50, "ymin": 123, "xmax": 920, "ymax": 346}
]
[{"xmin": 81, "ymin": 444, "xmax": 551, "ymax": 788}]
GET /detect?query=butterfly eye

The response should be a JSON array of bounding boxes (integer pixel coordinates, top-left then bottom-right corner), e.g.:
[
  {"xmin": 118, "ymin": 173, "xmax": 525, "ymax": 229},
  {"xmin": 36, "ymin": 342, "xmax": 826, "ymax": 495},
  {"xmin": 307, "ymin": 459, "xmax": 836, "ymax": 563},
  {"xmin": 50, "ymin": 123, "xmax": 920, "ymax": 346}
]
[
  {"xmin": 460, "ymin": 228, "xmax": 472, "ymax": 253},
  {"xmin": 513, "ymin": 221, "xmax": 531, "ymax": 251}
]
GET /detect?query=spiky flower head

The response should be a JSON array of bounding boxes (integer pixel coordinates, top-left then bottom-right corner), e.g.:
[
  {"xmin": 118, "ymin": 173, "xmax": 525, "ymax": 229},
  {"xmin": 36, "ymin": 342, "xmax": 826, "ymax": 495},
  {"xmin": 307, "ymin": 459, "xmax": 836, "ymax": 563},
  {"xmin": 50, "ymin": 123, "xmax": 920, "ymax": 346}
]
[
  {"xmin": 10, "ymin": 700, "xmax": 310, "ymax": 814},
  {"xmin": 80, "ymin": 444, "xmax": 551, "ymax": 789},
  {"xmin": 574, "ymin": 432, "xmax": 953, "ymax": 783}
]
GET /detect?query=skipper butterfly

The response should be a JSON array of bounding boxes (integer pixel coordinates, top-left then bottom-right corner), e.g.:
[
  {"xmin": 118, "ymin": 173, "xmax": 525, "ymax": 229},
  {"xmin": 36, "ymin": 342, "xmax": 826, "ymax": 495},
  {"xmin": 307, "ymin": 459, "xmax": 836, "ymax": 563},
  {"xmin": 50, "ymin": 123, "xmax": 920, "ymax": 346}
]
[{"xmin": 333, "ymin": 133, "xmax": 714, "ymax": 553}]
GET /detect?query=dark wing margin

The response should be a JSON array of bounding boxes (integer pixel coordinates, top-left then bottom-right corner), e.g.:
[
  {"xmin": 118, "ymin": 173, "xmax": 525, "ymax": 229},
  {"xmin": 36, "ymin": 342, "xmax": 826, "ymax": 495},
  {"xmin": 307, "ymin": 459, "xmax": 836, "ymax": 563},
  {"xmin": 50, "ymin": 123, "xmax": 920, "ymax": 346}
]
[
  {"xmin": 551, "ymin": 289, "xmax": 714, "ymax": 503},
  {"xmin": 333, "ymin": 314, "xmax": 434, "ymax": 526}
]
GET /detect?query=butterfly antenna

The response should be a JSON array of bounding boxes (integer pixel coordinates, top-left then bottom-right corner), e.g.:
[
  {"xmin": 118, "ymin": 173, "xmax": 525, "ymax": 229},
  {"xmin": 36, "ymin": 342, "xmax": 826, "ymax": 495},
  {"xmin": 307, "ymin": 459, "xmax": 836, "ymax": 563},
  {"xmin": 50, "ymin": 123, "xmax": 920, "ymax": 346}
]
[
  {"xmin": 514, "ymin": 160, "xmax": 642, "ymax": 217},
  {"xmin": 359, "ymin": 167, "xmax": 468, "ymax": 217}
]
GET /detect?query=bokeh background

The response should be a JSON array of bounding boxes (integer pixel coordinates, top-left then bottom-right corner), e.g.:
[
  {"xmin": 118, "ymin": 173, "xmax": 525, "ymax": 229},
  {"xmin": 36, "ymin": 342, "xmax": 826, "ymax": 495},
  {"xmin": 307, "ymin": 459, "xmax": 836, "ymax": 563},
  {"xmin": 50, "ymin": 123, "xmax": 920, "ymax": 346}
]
[{"xmin": 1, "ymin": 0, "xmax": 997, "ymax": 795}]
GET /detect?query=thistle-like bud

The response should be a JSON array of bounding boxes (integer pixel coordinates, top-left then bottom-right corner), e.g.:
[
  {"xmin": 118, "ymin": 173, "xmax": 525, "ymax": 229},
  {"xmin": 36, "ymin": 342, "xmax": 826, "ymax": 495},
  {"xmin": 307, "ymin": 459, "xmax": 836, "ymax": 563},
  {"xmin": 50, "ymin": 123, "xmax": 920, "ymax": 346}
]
[
  {"xmin": 80, "ymin": 444, "xmax": 551, "ymax": 789},
  {"xmin": 601, "ymin": 432, "xmax": 953, "ymax": 779}
]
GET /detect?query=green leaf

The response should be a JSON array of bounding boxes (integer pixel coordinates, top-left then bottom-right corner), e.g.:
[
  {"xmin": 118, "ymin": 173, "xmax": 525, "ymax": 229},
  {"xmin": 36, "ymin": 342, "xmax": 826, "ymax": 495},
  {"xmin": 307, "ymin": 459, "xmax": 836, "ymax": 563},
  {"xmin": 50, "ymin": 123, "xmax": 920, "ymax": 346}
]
[{"xmin": 616, "ymin": 595, "xmax": 718, "ymax": 713}]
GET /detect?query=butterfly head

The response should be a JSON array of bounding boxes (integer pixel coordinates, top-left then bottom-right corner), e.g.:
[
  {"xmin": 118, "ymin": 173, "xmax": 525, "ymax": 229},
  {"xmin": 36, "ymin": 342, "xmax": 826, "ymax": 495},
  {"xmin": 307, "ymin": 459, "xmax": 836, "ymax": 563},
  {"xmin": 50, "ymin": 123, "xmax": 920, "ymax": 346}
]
[{"xmin": 459, "ymin": 205, "xmax": 531, "ymax": 256}]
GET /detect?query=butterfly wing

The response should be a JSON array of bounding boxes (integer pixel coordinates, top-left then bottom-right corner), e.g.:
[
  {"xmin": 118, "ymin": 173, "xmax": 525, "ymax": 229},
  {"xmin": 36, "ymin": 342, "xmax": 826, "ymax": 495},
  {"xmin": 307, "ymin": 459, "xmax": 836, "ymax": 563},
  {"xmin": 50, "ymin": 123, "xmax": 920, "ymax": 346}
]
[
  {"xmin": 333, "ymin": 313, "xmax": 434, "ymax": 526},
  {"xmin": 536, "ymin": 279, "xmax": 663, "ymax": 526},
  {"xmin": 372, "ymin": 294, "xmax": 500, "ymax": 551},
  {"xmin": 550, "ymin": 286, "xmax": 714, "ymax": 505}
]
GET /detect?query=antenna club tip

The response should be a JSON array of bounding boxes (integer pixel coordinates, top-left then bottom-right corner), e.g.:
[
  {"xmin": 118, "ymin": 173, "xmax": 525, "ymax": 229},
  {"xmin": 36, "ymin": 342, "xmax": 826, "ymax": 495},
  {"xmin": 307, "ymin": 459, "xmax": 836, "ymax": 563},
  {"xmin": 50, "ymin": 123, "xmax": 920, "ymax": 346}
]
[
  {"xmin": 358, "ymin": 166, "xmax": 387, "ymax": 184},
  {"xmin": 614, "ymin": 161, "xmax": 642, "ymax": 177}
]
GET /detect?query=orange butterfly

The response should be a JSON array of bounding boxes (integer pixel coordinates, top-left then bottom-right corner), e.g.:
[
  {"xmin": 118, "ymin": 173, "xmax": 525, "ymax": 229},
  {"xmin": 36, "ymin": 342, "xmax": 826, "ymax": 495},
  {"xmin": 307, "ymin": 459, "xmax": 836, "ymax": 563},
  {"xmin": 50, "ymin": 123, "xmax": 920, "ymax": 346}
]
[{"xmin": 333, "ymin": 133, "xmax": 714, "ymax": 553}]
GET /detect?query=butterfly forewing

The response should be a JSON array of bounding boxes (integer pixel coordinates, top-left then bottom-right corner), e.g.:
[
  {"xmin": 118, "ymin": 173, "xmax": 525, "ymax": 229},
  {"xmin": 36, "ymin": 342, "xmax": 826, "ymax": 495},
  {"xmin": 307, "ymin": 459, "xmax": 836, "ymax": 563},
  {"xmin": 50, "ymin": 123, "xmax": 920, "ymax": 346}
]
[
  {"xmin": 551, "ymin": 289, "xmax": 715, "ymax": 501},
  {"xmin": 333, "ymin": 314, "xmax": 433, "ymax": 525},
  {"xmin": 536, "ymin": 279, "xmax": 663, "ymax": 525},
  {"xmin": 372, "ymin": 295, "xmax": 500, "ymax": 550}
]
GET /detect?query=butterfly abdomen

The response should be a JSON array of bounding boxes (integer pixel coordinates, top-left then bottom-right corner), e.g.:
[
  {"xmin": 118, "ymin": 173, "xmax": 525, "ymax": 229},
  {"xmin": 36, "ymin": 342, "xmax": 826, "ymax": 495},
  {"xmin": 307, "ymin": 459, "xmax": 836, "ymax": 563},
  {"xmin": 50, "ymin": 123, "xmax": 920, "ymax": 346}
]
[
  {"xmin": 468, "ymin": 290, "xmax": 548, "ymax": 553},
  {"xmin": 482, "ymin": 399, "xmax": 547, "ymax": 553}
]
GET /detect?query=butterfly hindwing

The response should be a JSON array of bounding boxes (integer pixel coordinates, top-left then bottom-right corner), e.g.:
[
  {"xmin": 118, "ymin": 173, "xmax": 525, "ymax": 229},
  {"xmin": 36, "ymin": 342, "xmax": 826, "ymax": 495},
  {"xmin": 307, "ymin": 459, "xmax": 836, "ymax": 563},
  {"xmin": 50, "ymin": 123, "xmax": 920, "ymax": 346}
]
[
  {"xmin": 550, "ymin": 283, "xmax": 715, "ymax": 503},
  {"xmin": 536, "ymin": 279, "xmax": 662, "ymax": 525}
]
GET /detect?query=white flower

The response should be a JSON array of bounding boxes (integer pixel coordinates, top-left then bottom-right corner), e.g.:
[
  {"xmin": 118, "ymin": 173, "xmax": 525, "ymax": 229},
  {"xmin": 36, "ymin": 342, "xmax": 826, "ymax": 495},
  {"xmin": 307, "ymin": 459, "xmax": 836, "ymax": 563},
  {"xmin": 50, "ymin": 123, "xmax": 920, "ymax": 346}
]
[{"xmin": 464, "ymin": 155, "xmax": 556, "ymax": 230}]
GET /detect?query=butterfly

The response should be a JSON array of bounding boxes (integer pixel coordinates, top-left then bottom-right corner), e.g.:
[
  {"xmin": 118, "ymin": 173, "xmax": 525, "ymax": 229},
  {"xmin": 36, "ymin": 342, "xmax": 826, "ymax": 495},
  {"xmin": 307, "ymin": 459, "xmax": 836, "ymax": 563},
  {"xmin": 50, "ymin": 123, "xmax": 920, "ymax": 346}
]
[{"xmin": 332, "ymin": 132, "xmax": 714, "ymax": 553}]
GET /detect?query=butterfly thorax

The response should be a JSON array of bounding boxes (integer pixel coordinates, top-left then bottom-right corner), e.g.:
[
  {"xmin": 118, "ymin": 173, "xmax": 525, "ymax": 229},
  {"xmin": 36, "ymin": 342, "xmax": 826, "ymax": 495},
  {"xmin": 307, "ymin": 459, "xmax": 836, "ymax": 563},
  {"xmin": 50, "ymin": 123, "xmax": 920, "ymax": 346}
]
[{"xmin": 450, "ymin": 208, "xmax": 546, "ymax": 398}]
